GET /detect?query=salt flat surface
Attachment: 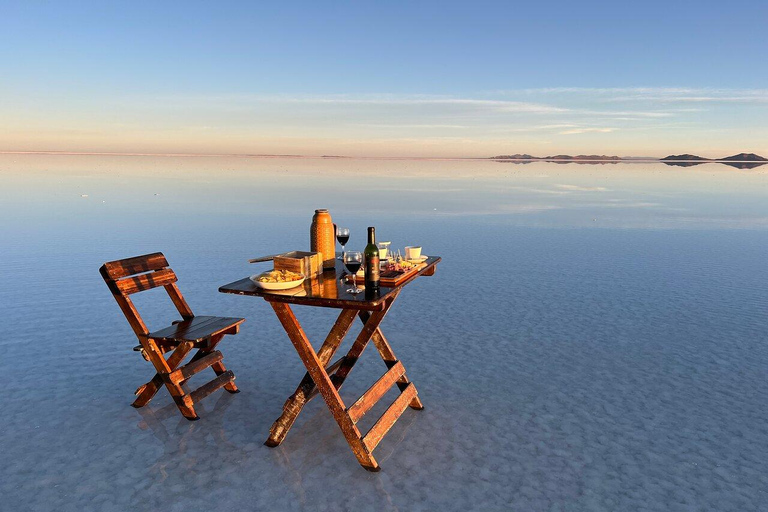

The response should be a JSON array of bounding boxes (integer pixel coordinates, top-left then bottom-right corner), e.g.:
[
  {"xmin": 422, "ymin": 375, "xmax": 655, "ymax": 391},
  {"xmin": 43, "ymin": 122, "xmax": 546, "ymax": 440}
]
[{"xmin": 1, "ymin": 156, "xmax": 767, "ymax": 511}]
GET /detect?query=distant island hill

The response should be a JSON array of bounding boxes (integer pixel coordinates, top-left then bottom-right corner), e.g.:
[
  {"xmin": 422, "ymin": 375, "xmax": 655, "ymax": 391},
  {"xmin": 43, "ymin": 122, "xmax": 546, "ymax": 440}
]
[{"xmin": 489, "ymin": 153, "xmax": 768, "ymax": 169}]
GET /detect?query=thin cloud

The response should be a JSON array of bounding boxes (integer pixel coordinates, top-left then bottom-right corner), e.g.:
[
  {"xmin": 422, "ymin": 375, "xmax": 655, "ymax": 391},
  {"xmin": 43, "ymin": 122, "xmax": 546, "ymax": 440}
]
[
  {"xmin": 555, "ymin": 184, "xmax": 610, "ymax": 192},
  {"xmin": 560, "ymin": 127, "xmax": 616, "ymax": 135},
  {"xmin": 355, "ymin": 123, "xmax": 469, "ymax": 129},
  {"xmin": 275, "ymin": 96, "xmax": 570, "ymax": 113}
]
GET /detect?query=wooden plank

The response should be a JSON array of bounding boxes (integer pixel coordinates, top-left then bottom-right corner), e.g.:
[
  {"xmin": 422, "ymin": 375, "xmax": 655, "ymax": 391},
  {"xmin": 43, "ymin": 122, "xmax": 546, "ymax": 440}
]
[
  {"xmin": 348, "ymin": 361, "xmax": 405, "ymax": 423},
  {"xmin": 179, "ymin": 317, "xmax": 241, "ymax": 341},
  {"xmin": 115, "ymin": 268, "xmax": 177, "ymax": 295},
  {"xmin": 363, "ymin": 383, "xmax": 417, "ymax": 453},
  {"xmin": 344, "ymin": 265, "xmax": 423, "ymax": 287},
  {"xmin": 168, "ymin": 350, "xmax": 223, "ymax": 384},
  {"xmin": 148, "ymin": 316, "xmax": 243, "ymax": 342},
  {"xmin": 102, "ymin": 252, "xmax": 168, "ymax": 279},
  {"xmin": 189, "ymin": 370, "xmax": 235, "ymax": 404}
]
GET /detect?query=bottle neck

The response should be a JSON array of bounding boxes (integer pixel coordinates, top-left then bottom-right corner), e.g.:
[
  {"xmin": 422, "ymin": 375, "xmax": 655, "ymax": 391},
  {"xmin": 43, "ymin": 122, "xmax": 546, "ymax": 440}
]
[{"xmin": 367, "ymin": 227, "xmax": 376, "ymax": 245}]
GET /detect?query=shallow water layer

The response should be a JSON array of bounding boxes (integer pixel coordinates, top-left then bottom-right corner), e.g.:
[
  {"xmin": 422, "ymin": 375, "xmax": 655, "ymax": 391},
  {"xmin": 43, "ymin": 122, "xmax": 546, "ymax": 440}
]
[{"xmin": 1, "ymin": 155, "xmax": 767, "ymax": 511}]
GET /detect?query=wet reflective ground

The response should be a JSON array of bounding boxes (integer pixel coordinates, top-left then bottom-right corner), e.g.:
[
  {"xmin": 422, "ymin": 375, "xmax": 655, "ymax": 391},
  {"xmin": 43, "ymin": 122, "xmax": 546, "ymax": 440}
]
[{"xmin": 1, "ymin": 155, "xmax": 767, "ymax": 511}]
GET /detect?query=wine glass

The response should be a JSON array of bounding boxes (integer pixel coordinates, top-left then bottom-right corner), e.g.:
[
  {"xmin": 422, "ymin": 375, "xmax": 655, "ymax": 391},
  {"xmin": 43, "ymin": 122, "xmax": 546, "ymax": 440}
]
[
  {"xmin": 343, "ymin": 251, "xmax": 363, "ymax": 294},
  {"xmin": 336, "ymin": 227, "xmax": 350, "ymax": 260}
]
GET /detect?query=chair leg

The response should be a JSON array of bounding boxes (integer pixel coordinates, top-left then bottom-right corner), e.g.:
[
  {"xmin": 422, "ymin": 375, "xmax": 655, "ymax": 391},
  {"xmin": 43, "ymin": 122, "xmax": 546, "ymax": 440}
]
[
  {"xmin": 132, "ymin": 374, "xmax": 163, "ymax": 408},
  {"xmin": 132, "ymin": 340, "xmax": 194, "ymax": 408},
  {"xmin": 141, "ymin": 339, "xmax": 200, "ymax": 420},
  {"xmin": 206, "ymin": 334, "xmax": 239, "ymax": 393}
]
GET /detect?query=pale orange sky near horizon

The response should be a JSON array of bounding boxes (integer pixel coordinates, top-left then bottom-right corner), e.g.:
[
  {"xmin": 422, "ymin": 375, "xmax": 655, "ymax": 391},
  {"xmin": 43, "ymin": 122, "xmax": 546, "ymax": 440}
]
[{"xmin": 3, "ymin": 90, "xmax": 768, "ymax": 159}]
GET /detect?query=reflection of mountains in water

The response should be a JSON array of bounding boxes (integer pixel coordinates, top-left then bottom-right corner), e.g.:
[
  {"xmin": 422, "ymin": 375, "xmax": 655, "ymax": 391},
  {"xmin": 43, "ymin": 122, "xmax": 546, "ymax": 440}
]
[
  {"xmin": 491, "ymin": 159, "xmax": 534, "ymax": 164},
  {"xmin": 720, "ymin": 161, "xmax": 767, "ymax": 170},
  {"xmin": 492, "ymin": 159, "xmax": 619, "ymax": 165},
  {"xmin": 662, "ymin": 161, "xmax": 706, "ymax": 168},
  {"xmin": 662, "ymin": 161, "xmax": 767, "ymax": 170}
]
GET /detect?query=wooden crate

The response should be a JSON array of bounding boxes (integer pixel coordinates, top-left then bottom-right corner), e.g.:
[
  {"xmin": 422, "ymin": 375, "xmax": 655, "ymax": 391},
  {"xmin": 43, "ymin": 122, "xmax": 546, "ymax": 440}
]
[{"xmin": 274, "ymin": 251, "xmax": 323, "ymax": 278}]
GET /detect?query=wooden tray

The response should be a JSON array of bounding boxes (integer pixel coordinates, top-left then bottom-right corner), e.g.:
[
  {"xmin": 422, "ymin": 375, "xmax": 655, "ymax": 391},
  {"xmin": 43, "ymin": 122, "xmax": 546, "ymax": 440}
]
[{"xmin": 344, "ymin": 264, "xmax": 424, "ymax": 287}]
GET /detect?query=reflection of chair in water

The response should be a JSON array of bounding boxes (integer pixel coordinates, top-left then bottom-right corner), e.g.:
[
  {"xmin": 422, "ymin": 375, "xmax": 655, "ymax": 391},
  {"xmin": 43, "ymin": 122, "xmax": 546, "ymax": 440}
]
[
  {"xmin": 100, "ymin": 252, "xmax": 244, "ymax": 420},
  {"xmin": 136, "ymin": 392, "xmax": 241, "ymax": 483}
]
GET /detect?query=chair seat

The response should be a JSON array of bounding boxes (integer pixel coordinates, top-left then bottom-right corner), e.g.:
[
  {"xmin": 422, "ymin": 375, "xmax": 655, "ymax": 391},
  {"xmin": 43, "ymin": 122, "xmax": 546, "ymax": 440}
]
[{"xmin": 148, "ymin": 316, "xmax": 245, "ymax": 343}]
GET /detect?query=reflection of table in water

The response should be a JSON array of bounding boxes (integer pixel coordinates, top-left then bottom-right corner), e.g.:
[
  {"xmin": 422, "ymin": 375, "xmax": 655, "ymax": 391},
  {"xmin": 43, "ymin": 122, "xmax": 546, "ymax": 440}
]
[{"xmin": 220, "ymin": 256, "xmax": 440, "ymax": 471}]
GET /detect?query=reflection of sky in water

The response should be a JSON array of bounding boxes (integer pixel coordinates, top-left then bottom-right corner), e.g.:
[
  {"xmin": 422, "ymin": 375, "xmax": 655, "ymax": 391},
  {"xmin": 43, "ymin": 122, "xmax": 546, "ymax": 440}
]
[
  {"xmin": 1, "ymin": 155, "xmax": 767, "ymax": 510},
  {"xmin": 1, "ymin": 155, "xmax": 767, "ymax": 234}
]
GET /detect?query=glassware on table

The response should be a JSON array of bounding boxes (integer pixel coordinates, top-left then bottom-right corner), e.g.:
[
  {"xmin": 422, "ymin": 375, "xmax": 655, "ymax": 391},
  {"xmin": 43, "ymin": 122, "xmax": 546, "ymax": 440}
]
[
  {"xmin": 343, "ymin": 251, "xmax": 363, "ymax": 294},
  {"xmin": 377, "ymin": 241, "xmax": 391, "ymax": 262},
  {"xmin": 336, "ymin": 227, "xmax": 350, "ymax": 260}
]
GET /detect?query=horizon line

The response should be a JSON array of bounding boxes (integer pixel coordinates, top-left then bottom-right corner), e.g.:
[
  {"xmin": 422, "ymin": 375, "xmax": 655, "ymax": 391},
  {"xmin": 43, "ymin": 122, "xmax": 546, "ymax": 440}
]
[{"xmin": 1, "ymin": 150, "xmax": 764, "ymax": 162}]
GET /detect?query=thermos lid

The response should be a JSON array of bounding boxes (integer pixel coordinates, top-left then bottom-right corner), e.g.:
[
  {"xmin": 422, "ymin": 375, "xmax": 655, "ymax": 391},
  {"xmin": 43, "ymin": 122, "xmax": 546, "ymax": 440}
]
[{"xmin": 315, "ymin": 209, "xmax": 328, "ymax": 213}]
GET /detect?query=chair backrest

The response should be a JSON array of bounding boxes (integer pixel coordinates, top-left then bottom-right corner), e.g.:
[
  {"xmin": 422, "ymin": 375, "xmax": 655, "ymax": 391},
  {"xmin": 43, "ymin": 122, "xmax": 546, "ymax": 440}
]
[{"xmin": 100, "ymin": 252, "xmax": 194, "ymax": 338}]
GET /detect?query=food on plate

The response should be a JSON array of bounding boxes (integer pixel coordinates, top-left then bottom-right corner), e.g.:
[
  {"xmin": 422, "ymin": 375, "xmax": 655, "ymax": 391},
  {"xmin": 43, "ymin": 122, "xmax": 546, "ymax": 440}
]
[
  {"xmin": 257, "ymin": 269, "xmax": 304, "ymax": 283},
  {"xmin": 383, "ymin": 259, "xmax": 417, "ymax": 272}
]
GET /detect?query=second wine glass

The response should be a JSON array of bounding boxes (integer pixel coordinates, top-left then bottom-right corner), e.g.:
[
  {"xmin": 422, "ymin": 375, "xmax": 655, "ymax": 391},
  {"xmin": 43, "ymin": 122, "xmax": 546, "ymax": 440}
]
[
  {"xmin": 343, "ymin": 251, "xmax": 363, "ymax": 294},
  {"xmin": 336, "ymin": 227, "xmax": 350, "ymax": 260}
]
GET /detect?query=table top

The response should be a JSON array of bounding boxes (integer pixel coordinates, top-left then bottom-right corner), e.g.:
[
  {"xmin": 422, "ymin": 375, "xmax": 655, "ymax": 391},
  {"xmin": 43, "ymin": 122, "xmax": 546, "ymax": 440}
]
[{"xmin": 219, "ymin": 256, "xmax": 440, "ymax": 311}]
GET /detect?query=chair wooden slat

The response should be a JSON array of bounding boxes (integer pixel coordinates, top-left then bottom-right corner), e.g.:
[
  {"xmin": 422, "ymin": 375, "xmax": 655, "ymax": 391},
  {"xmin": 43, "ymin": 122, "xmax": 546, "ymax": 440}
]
[
  {"xmin": 190, "ymin": 370, "xmax": 235, "ymax": 404},
  {"xmin": 147, "ymin": 316, "xmax": 244, "ymax": 343},
  {"xmin": 102, "ymin": 252, "xmax": 169, "ymax": 279},
  {"xmin": 115, "ymin": 268, "xmax": 177, "ymax": 295},
  {"xmin": 168, "ymin": 351, "xmax": 223, "ymax": 384}
]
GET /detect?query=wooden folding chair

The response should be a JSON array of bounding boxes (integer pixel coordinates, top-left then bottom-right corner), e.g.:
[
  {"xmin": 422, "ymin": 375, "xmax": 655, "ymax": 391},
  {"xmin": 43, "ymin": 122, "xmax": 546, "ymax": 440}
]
[{"xmin": 100, "ymin": 252, "xmax": 244, "ymax": 420}]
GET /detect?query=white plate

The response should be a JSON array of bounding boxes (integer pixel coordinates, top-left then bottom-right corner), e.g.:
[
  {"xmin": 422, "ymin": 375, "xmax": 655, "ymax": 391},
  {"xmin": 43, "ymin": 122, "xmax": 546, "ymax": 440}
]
[
  {"xmin": 250, "ymin": 273, "xmax": 306, "ymax": 290},
  {"xmin": 407, "ymin": 255, "xmax": 428, "ymax": 263}
]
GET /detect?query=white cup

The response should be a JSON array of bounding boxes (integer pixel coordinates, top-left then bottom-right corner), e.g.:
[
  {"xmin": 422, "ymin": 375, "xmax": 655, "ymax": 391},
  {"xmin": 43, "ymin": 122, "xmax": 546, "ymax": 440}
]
[{"xmin": 405, "ymin": 246, "xmax": 422, "ymax": 260}]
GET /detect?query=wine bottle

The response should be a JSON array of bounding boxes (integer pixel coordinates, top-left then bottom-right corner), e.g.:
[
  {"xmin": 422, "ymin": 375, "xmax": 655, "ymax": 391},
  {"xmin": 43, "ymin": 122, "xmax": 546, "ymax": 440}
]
[{"xmin": 364, "ymin": 226, "xmax": 380, "ymax": 289}]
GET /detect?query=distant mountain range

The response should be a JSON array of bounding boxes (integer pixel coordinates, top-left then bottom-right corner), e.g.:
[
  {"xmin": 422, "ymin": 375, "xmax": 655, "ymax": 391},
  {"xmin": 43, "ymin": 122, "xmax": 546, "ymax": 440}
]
[
  {"xmin": 659, "ymin": 154, "xmax": 710, "ymax": 161},
  {"xmin": 660, "ymin": 153, "xmax": 768, "ymax": 162},
  {"xmin": 489, "ymin": 152, "xmax": 767, "ymax": 168}
]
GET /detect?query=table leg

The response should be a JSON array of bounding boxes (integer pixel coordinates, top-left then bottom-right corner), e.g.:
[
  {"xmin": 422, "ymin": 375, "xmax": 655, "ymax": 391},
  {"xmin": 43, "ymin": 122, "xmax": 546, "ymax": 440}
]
[
  {"xmin": 359, "ymin": 311, "xmax": 424, "ymax": 410},
  {"xmin": 269, "ymin": 302, "xmax": 380, "ymax": 470},
  {"xmin": 265, "ymin": 309, "xmax": 357, "ymax": 447}
]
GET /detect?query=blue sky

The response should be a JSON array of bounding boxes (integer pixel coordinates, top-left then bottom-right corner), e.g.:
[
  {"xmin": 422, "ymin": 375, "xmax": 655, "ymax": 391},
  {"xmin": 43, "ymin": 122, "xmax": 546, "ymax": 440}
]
[{"xmin": 1, "ymin": 1, "xmax": 767, "ymax": 156}]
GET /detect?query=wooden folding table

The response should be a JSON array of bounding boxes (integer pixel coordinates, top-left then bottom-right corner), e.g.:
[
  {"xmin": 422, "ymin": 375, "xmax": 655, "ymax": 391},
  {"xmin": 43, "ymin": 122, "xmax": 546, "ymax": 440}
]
[{"xmin": 219, "ymin": 256, "xmax": 440, "ymax": 471}]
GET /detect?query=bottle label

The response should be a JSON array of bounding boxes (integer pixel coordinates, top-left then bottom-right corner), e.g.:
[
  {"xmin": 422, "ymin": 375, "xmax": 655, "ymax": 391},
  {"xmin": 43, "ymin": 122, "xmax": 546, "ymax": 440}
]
[{"xmin": 366, "ymin": 255, "xmax": 380, "ymax": 284}]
